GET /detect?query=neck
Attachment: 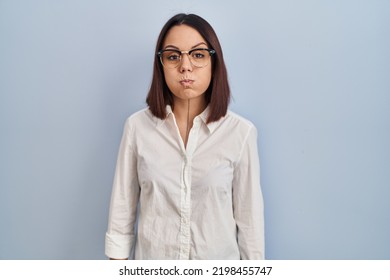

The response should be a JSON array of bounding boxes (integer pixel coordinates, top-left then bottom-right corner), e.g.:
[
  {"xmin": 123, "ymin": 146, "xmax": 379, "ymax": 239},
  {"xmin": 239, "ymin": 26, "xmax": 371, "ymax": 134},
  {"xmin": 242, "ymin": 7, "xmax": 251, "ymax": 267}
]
[
  {"xmin": 172, "ymin": 96, "xmax": 207, "ymax": 125},
  {"xmin": 172, "ymin": 96, "xmax": 206, "ymax": 148}
]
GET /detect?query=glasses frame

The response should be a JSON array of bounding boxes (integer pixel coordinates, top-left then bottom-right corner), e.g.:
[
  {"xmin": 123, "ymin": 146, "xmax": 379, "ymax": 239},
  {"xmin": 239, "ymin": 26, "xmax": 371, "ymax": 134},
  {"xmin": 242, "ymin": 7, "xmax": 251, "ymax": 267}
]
[{"xmin": 157, "ymin": 48, "xmax": 216, "ymax": 69}]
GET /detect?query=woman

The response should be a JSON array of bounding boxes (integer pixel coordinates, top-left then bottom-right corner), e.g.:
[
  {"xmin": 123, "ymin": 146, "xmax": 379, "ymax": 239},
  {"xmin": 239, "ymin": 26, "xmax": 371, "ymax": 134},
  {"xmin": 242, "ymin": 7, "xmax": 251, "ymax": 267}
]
[{"xmin": 105, "ymin": 13, "xmax": 264, "ymax": 260}]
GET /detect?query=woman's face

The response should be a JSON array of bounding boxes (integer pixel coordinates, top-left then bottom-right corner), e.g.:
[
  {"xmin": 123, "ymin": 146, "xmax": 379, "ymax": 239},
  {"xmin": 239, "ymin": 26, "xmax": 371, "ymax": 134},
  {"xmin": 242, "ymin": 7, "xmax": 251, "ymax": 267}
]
[{"xmin": 162, "ymin": 24, "xmax": 212, "ymax": 103}]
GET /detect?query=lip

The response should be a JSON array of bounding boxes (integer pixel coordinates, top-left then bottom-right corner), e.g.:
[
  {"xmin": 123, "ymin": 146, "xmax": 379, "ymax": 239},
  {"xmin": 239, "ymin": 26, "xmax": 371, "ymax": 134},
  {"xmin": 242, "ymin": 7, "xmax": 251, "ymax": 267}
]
[{"xmin": 180, "ymin": 79, "xmax": 194, "ymax": 86}]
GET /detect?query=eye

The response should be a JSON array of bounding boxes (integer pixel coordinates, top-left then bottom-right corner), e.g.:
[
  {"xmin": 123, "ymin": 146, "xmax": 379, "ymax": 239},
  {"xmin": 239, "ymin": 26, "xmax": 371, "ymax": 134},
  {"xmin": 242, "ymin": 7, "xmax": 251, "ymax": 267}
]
[
  {"xmin": 163, "ymin": 50, "xmax": 181, "ymax": 61},
  {"xmin": 191, "ymin": 51, "xmax": 205, "ymax": 59},
  {"xmin": 162, "ymin": 50, "xmax": 181, "ymax": 63},
  {"xmin": 167, "ymin": 54, "xmax": 180, "ymax": 61}
]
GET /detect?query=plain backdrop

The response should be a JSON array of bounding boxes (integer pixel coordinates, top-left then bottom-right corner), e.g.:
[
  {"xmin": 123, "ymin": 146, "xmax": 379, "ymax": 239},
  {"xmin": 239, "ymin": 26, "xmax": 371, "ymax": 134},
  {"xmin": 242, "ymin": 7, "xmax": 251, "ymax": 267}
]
[{"xmin": 0, "ymin": 0, "xmax": 389, "ymax": 259}]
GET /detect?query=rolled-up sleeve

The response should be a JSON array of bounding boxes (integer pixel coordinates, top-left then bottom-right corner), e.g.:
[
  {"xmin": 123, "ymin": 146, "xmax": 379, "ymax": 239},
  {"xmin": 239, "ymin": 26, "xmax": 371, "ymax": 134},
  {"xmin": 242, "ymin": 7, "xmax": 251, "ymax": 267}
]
[
  {"xmin": 232, "ymin": 125, "xmax": 265, "ymax": 259},
  {"xmin": 105, "ymin": 118, "xmax": 140, "ymax": 259}
]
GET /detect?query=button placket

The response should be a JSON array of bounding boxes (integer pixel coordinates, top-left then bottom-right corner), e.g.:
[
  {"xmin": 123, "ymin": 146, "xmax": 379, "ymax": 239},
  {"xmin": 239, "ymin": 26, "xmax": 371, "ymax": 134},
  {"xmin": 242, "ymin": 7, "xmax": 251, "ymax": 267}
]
[{"xmin": 179, "ymin": 116, "xmax": 201, "ymax": 259}]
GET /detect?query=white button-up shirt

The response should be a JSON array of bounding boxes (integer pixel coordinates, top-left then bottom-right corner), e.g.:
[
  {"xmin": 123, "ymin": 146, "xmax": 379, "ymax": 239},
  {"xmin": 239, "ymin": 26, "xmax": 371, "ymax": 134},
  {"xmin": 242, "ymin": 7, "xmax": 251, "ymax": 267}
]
[{"xmin": 105, "ymin": 106, "xmax": 264, "ymax": 259}]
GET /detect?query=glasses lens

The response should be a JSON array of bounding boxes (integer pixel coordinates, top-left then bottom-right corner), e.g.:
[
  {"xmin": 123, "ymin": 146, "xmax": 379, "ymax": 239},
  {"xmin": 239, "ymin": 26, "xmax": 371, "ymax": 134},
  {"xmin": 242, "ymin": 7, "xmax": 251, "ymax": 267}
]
[
  {"xmin": 161, "ymin": 50, "xmax": 181, "ymax": 68},
  {"xmin": 189, "ymin": 49, "xmax": 211, "ymax": 67}
]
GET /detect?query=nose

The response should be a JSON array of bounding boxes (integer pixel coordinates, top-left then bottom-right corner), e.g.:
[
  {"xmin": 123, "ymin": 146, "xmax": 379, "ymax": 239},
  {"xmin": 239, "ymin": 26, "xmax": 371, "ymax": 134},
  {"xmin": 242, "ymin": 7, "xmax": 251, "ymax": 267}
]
[{"xmin": 179, "ymin": 53, "xmax": 193, "ymax": 72}]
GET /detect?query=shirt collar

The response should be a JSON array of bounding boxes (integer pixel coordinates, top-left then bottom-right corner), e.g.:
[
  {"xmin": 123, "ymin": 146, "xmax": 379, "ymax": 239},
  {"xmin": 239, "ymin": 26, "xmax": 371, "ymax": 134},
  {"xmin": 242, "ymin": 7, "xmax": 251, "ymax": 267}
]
[
  {"xmin": 155, "ymin": 104, "xmax": 221, "ymax": 134},
  {"xmin": 198, "ymin": 106, "xmax": 220, "ymax": 134},
  {"xmin": 154, "ymin": 105, "xmax": 173, "ymax": 127}
]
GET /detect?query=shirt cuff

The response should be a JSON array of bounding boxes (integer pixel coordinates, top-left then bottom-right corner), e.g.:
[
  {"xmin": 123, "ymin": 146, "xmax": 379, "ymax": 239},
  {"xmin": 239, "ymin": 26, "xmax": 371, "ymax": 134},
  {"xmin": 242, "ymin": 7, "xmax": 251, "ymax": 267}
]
[{"xmin": 105, "ymin": 232, "xmax": 135, "ymax": 259}]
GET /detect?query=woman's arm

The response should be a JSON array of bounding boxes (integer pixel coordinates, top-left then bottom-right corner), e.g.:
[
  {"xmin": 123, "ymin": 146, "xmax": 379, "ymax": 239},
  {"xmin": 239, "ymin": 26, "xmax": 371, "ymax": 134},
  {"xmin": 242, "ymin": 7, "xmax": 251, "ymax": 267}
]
[
  {"xmin": 105, "ymin": 118, "xmax": 140, "ymax": 260},
  {"xmin": 232, "ymin": 125, "xmax": 265, "ymax": 259}
]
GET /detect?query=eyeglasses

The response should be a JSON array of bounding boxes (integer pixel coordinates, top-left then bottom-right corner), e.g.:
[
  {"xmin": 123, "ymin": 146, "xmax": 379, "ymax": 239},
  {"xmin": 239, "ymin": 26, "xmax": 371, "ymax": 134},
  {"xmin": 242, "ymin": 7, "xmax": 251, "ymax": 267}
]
[{"xmin": 157, "ymin": 48, "xmax": 216, "ymax": 69}]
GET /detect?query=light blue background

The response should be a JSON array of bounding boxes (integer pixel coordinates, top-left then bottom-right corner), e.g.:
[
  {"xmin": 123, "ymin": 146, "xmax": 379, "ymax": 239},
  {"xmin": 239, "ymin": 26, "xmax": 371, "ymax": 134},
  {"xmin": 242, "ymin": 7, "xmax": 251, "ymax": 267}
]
[{"xmin": 1, "ymin": 0, "xmax": 389, "ymax": 259}]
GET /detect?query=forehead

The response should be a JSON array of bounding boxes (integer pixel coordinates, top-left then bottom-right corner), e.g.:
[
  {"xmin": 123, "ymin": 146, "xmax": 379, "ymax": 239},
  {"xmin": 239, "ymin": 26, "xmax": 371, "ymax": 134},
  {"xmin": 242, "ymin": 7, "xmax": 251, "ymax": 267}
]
[{"xmin": 163, "ymin": 24, "xmax": 207, "ymax": 49}]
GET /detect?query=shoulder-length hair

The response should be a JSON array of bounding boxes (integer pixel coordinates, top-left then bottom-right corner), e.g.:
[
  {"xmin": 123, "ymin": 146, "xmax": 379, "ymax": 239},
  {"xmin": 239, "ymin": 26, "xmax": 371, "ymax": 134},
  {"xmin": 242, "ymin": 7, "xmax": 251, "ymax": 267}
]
[{"xmin": 146, "ymin": 13, "xmax": 230, "ymax": 123}]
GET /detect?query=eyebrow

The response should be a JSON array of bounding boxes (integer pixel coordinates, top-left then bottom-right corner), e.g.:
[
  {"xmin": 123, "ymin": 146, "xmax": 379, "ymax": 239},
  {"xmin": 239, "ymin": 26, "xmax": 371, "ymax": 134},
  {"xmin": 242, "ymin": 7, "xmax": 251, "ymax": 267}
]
[{"xmin": 163, "ymin": 42, "xmax": 208, "ymax": 50}]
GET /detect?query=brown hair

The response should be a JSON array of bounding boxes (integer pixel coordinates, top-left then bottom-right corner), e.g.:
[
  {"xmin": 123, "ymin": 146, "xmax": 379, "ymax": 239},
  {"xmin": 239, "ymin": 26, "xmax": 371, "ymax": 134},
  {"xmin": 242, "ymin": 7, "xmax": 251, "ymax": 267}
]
[{"xmin": 146, "ymin": 13, "xmax": 230, "ymax": 123}]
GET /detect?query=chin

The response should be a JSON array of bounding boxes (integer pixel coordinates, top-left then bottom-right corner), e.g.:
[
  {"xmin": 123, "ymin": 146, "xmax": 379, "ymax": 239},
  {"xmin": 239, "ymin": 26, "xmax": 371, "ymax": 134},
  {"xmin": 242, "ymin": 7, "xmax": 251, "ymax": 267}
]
[
  {"xmin": 172, "ymin": 89, "xmax": 200, "ymax": 100},
  {"xmin": 184, "ymin": 91, "xmax": 204, "ymax": 100}
]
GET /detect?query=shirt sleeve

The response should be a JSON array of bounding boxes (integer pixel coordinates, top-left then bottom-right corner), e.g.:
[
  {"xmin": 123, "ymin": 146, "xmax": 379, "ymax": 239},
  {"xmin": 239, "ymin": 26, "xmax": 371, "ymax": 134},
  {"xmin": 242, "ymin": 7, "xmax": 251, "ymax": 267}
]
[
  {"xmin": 232, "ymin": 125, "xmax": 265, "ymax": 259},
  {"xmin": 105, "ymin": 118, "xmax": 140, "ymax": 259}
]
